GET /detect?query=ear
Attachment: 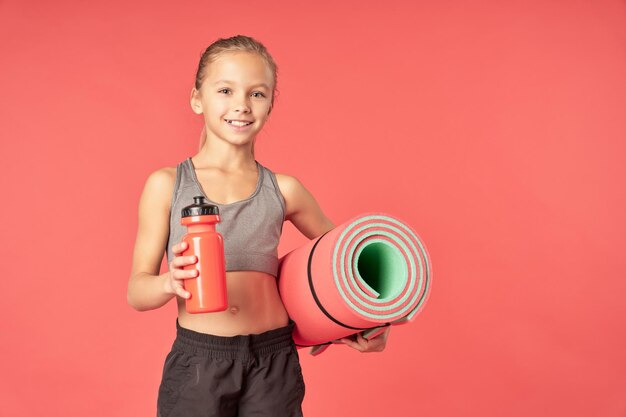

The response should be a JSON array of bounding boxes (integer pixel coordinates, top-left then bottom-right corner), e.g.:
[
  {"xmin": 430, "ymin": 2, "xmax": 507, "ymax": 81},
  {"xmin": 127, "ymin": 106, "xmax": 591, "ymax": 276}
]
[{"xmin": 190, "ymin": 88, "xmax": 203, "ymax": 114}]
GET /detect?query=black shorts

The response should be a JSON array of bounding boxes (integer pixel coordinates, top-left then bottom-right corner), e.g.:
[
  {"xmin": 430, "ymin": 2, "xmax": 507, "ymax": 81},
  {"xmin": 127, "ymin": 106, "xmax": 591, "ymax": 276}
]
[{"xmin": 157, "ymin": 318, "xmax": 305, "ymax": 417}]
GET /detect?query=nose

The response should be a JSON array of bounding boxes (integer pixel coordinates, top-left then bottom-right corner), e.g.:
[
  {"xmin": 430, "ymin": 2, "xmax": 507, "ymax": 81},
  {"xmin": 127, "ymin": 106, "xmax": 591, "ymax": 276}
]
[{"xmin": 233, "ymin": 93, "xmax": 251, "ymax": 113}]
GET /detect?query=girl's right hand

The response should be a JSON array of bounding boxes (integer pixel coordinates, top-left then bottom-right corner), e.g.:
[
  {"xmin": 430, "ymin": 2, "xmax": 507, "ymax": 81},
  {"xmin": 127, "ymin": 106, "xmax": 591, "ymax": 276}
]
[{"xmin": 165, "ymin": 241, "xmax": 199, "ymax": 299}]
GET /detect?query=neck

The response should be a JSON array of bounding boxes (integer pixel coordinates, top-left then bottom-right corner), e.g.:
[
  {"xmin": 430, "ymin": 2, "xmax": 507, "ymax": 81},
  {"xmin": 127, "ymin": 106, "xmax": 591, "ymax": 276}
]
[{"xmin": 196, "ymin": 138, "xmax": 256, "ymax": 172}]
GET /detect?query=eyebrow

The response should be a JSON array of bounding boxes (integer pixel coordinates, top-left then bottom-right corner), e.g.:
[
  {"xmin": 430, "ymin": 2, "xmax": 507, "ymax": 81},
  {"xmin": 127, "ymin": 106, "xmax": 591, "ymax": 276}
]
[{"xmin": 214, "ymin": 80, "xmax": 271, "ymax": 89}]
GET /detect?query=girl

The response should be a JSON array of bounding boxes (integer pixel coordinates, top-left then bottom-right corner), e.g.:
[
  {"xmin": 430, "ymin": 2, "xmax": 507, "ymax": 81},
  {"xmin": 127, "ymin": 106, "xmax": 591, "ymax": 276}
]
[{"xmin": 127, "ymin": 35, "xmax": 390, "ymax": 417}]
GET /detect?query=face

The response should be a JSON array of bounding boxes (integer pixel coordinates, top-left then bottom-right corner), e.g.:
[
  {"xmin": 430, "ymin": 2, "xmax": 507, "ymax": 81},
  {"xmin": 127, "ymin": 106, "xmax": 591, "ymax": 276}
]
[{"xmin": 190, "ymin": 51, "xmax": 274, "ymax": 147}]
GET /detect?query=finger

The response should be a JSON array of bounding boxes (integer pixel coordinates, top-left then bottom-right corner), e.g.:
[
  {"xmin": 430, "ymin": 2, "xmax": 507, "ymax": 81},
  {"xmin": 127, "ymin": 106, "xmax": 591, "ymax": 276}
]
[
  {"xmin": 172, "ymin": 255, "xmax": 198, "ymax": 268},
  {"xmin": 339, "ymin": 338, "xmax": 361, "ymax": 349},
  {"xmin": 174, "ymin": 268, "xmax": 199, "ymax": 280},
  {"xmin": 343, "ymin": 339, "xmax": 365, "ymax": 352},
  {"xmin": 173, "ymin": 241, "xmax": 187, "ymax": 254},
  {"xmin": 175, "ymin": 284, "xmax": 191, "ymax": 299},
  {"xmin": 357, "ymin": 334, "xmax": 370, "ymax": 350}
]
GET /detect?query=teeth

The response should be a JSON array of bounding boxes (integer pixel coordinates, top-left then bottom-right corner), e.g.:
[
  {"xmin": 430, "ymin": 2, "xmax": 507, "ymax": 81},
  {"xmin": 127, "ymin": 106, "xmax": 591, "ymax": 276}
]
[{"xmin": 227, "ymin": 120, "xmax": 252, "ymax": 126}]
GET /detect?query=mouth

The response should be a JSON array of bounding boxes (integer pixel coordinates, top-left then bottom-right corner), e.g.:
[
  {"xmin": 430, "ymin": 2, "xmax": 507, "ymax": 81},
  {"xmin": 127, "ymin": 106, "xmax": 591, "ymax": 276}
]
[{"xmin": 225, "ymin": 119, "xmax": 253, "ymax": 127}]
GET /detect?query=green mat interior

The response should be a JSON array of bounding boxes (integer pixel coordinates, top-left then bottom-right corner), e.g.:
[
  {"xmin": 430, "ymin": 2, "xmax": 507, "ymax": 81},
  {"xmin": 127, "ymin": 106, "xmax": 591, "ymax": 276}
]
[{"xmin": 356, "ymin": 241, "xmax": 406, "ymax": 299}]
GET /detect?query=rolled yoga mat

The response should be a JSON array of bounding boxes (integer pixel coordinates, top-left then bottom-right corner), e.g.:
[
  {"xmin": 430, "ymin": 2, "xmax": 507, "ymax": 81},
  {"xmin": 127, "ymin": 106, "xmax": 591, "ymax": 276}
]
[{"xmin": 277, "ymin": 212, "xmax": 431, "ymax": 353}]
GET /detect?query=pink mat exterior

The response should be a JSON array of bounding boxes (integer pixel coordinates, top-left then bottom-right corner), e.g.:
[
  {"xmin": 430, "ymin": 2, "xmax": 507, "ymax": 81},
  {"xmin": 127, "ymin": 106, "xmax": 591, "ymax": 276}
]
[{"xmin": 277, "ymin": 212, "xmax": 431, "ymax": 347}]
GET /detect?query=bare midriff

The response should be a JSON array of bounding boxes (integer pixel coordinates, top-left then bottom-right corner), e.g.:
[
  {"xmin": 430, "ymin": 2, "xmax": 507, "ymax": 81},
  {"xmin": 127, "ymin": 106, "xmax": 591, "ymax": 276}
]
[{"xmin": 176, "ymin": 270, "xmax": 290, "ymax": 336}]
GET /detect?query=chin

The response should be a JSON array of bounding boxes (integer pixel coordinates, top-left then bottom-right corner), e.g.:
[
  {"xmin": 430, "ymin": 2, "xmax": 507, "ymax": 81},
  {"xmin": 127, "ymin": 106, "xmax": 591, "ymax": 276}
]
[{"xmin": 223, "ymin": 136, "xmax": 256, "ymax": 146}]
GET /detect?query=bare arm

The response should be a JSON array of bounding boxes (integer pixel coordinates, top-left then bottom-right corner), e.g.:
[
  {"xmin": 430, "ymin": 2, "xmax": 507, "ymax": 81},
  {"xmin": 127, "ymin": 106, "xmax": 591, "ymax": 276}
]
[
  {"xmin": 127, "ymin": 168, "xmax": 176, "ymax": 311},
  {"xmin": 275, "ymin": 174, "xmax": 335, "ymax": 240}
]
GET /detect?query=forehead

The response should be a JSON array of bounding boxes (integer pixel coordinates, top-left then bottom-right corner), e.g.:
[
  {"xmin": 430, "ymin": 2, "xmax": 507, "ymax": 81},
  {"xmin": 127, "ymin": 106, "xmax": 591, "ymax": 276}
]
[{"xmin": 205, "ymin": 52, "xmax": 273, "ymax": 86}]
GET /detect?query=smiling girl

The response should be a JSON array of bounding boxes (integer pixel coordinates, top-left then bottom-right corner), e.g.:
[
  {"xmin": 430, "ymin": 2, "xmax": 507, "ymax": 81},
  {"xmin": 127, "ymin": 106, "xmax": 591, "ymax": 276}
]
[{"xmin": 127, "ymin": 35, "xmax": 389, "ymax": 417}]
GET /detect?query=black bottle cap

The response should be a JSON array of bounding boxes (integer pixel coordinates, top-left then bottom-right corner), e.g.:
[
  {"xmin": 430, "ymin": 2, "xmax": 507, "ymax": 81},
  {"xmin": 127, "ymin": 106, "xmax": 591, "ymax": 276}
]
[{"xmin": 181, "ymin": 196, "xmax": 219, "ymax": 218}]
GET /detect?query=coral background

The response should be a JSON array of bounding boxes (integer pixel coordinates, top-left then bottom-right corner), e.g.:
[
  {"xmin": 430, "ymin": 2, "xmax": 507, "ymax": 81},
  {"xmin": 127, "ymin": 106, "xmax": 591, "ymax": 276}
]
[{"xmin": 1, "ymin": 0, "xmax": 624, "ymax": 416}]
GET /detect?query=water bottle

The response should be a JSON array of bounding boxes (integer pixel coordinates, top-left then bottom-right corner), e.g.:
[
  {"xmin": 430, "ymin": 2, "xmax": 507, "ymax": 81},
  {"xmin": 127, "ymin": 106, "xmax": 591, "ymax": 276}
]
[{"xmin": 180, "ymin": 196, "xmax": 227, "ymax": 313}]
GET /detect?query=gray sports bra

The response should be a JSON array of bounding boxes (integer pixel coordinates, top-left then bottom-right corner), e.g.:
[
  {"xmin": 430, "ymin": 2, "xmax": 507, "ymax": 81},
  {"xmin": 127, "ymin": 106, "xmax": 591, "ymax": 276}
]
[{"xmin": 166, "ymin": 157, "xmax": 285, "ymax": 277}]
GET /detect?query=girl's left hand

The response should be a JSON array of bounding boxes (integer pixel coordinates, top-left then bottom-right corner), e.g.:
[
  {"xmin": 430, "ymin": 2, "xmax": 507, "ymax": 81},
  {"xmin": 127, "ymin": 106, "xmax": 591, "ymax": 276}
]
[{"xmin": 337, "ymin": 327, "xmax": 391, "ymax": 353}]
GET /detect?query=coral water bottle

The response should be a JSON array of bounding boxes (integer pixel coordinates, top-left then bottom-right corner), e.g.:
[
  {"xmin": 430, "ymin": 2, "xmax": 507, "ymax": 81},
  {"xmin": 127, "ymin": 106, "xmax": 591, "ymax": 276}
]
[{"xmin": 180, "ymin": 196, "xmax": 227, "ymax": 313}]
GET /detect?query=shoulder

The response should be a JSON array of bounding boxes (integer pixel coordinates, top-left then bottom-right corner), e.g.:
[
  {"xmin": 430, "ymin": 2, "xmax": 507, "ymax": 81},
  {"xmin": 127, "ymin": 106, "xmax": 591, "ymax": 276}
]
[
  {"xmin": 273, "ymin": 172, "xmax": 321, "ymax": 220},
  {"xmin": 273, "ymin": 172, "xmax": 334, "ymax": 237},
  {"xmin": 274, "ymin": 172, "xmax": 301, "ymax": 195},
  {"xmin": 139, "ymin": 165, "xmax": 177, "ymax": 210},
  {"xmin": 145, "ymin": 165, "xmax": 177, "ymax": 189},
  {"xmin": 273, "ymin": 173, "xmax": 304, "ymax": 218},
  {"xmin": 274, "ymin": 172, "xmax": 311, "ymax": 202}
]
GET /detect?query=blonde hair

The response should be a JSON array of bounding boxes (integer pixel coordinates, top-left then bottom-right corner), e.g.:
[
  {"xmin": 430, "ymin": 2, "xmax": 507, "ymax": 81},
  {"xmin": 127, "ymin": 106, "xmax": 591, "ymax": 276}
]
[{"xmin": 195, "ymin": 35, "xmax": 279, "ymax": 156}]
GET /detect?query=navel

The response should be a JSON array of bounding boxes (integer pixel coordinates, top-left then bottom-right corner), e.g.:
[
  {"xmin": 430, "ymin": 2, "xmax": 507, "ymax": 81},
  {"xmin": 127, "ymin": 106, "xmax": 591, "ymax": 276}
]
[{"xmin": 229, "ymin": 306, "xmax": 240, "ymax": 314}]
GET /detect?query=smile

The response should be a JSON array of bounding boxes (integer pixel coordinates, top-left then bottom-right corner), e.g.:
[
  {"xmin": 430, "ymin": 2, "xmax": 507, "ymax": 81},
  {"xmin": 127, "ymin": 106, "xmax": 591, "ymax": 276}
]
[{"xmin": 225, "ymin": 119, "xmax": 253, "ymax": 126}]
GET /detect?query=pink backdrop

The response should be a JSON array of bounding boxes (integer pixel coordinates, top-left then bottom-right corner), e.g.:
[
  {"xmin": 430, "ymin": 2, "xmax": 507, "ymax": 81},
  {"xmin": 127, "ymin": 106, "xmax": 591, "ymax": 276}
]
[{"xmin": 1, "ymin": 0, "xmax": 625, "ymax": 416}]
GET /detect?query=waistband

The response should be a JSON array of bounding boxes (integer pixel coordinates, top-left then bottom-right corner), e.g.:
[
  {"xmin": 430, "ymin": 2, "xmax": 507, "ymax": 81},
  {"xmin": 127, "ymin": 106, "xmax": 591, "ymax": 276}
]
[{"xmin": 172, "ymin": 318, "xmax": 296, "ymax": 359}]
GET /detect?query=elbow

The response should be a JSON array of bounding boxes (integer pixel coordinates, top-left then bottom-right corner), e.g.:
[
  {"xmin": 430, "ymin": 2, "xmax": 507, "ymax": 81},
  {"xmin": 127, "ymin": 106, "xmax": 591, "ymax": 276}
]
[
  {"xmin": 314, "ymin": 219, "xmax": 335, "ymax": 239},
  {"xmin": 126, "ymin": 285, "xmax": 144, "ymax": 312},
  {"xmin": 324, "ymin": 216, "xmax": 335, "ymax": 234},
  {"xmin": 126, "ymin": 292, "xmax": 139, "ymax": 311},
  {"xmin": 127, "ymin": 296, "xmax": 147, "ymax": 312}
]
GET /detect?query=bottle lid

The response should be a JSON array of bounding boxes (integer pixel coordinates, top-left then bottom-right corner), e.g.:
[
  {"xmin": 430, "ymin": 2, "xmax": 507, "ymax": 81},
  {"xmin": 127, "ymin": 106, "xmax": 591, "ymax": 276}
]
[{"xmin": 181, "ymin": 196, "xmax": 219, "ymax": 218}]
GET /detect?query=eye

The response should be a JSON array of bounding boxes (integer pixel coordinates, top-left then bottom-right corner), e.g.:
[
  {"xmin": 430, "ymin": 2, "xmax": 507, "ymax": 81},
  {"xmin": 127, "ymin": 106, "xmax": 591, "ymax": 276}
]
[
  {"xmin": 252, "ymin": 92, "xmax": 266, "ymax": 98},
  {"xmin": 218, "ymin": 88, "xmax": 231, "ymax": 94}
]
